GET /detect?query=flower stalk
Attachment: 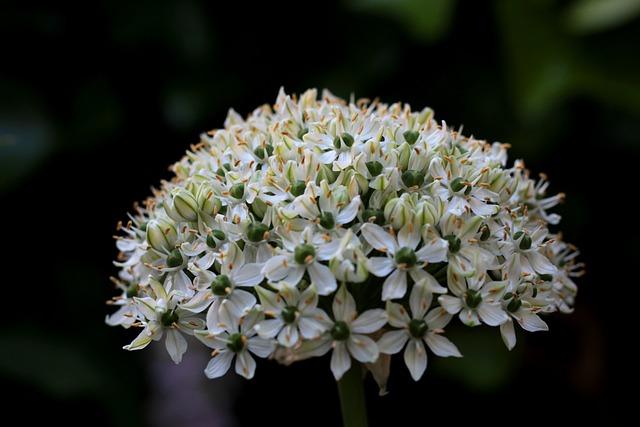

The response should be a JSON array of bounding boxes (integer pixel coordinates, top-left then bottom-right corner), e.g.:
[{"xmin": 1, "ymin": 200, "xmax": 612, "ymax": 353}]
[{"xmin": 337, "ymin": 361, "xmax": 368, "ymax": 427}]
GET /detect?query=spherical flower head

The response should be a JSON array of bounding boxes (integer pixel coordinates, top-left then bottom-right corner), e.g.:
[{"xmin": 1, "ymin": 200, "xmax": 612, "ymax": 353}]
[{"xmin": 107, "ymin": 86, "xmax": 583, "ymax": 390}]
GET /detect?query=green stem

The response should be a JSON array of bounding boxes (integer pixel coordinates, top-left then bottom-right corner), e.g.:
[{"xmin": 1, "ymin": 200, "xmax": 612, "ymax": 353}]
[{"xmin": 337, "ymin": 361, "xmax": 369, "ymax": 427}]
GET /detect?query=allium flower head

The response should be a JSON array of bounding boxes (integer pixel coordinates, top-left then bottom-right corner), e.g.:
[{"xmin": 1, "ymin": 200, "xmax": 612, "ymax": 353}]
[{"xmin": 107, "ymin": 87, "xmax": 583, "ymax": 390}]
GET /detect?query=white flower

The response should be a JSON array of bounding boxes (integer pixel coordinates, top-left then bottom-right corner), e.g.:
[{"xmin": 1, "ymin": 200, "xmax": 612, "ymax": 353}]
[
  {"xmin": 190, "ymin": 241, "xmax": 263, "ymax": 334},
  {"xmin": 105, "ymin": 276, "xmax": 140, "ymax": 329},
  {"xmin": 499, "ymin": 224, "xmax": 558, "ymax": 286},
  {"xmin": 254, "ymin": 283, "xmax": 330, "ymax": 347},
  {"xmin": 438, "ymin": 271, "xmax": 510, "ymax": 327},
  {"xmin": 329, "ymin": 229, "xmax": 370, "ymax": 283},
  {"xmin": 378, "ymin": 282, "xmax": 462, "ymax": 381},
  {"xmin": 261, "ymin": 226, "xmax": 340, "ymax": 295},
  {"xmin": 429, "ymin": 156, "xmax": 500, "ymax": 217},
  {"xmin": 123, "ymin": 276, "xmax": 205, "ymax": 364},
  {"xmin": 499, "ymin": 281, "xmax": 550, "ymax": 350},
  {"xmin": 292, "ymin": 180, "xmax": 361, "ymax": 237},
  {"xmin": 425, "ymin": 211, "xmax": 499, "ymax": 279},
  {"xmin": 360, "ymin": 219, "xmax": 448, "ymax": 300},
  {"xmin": 195, "ymin": 308, "xmax": 275, "ymax": 379},
  {"xmin": 545, "ymin": 238, "xmax": 584, "ymax": 313},
  {"xmin": 295, "ymin": 284, "xmax": 387, "ymax": 380}
]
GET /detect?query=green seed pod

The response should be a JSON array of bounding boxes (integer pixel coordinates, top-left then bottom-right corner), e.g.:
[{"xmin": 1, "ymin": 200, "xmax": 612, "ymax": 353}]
[
  {"xmin": 253, "ymin": 144, "xmax": 274, "ymax": 160},
  {"xmin": 166, "ymin": 248, "xmax": 184, "ymax": 268},
  {"xmin": 125, "ymin": 283, "xmax": 139, "ymax": 299},
  {"xmin": 319, "ymin": 212, "xmax": 335, "ymax": 229},
  {"xmin": 216, "ymin": 163, "xmax": 231, "ymax": 177},
  {"xmin": 226, "ymin": 333, "xmax": 245, "ymax": 353},
  {"xmin": 281, "ymin": 306, "xmax": 299, "ymax": 324},
  {"xmin": 507, "ymin": 297, "xmax": 522, "ymax": 312},
  {"xmin": 362, "ymin": 208, "xmax": 385, "ymax": 225},
  {"xmin": 444, "ymin": 234, "xmax": 462, "ymax": 254},
  {"xmin": 403, "ymin": 129, "xmax": 420, "ymax": 145},
  {"xmin": 330, "ymin": 320, "xmax": 351, "ymax": 341},
  {"xmin": 333, "ymin": 132, "xmax": 355, "ymax": 149},
  {"xmin": 401, "ymin": 170, "xmax": 425, "ymax": 189},
  {"xmin": 465, "ymin": 289, "xmax": 482, "ymax": 309},
  {"xmin": 294, "ymin": 244, "xmax": 316, "ymax": 264},
  {"xmin": 297, "ymin": 127, "xmax": 309, "ymax": 140},
  {"xmin": 206, "ymin": 234, "xmax": 218, "ymax": 249},
  {"xmin": 160, "ymin": 309, "xmax": 179, "ymax": 328},
  {"xmin": 229, "ymin": 183, "xmax": 245, "ymax": 199},
  {"xmin": 365, "ymin": 160, "xmax": 384, "ymax": 177},
  {"xmin": 290, "ymin": 180, "xmax": 307, "ymax": 197},
  {"xmin": 247, "ymin": 222, "xmax": 269, "ymax": 242},
  {"xmin": 408, "ymin": 318, "xmax": 428, "ymax": 339},
  {"xmin": 480, "ymin": 225, "xmax": 491, "ymax": 241},
  {"xmin": 211, "ymin": 274, "xmax": 233, "ymax": 296},
  {"xmin": 449, "ymin": 177, "xmax": 466, "ymax": 193},
  {"xmin": 514, "ymin": 231, "xmax": 532, "ymax": 250},
  {"xmin": 395, "ymin": 246, "xmax": 417, "ymax": 268}
]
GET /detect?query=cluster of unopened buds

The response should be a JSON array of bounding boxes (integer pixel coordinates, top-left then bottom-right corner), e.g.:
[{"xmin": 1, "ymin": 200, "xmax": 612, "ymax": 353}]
[{"xmin": 106, "ymin": 87, "xmax": 583, "ymax": 393}]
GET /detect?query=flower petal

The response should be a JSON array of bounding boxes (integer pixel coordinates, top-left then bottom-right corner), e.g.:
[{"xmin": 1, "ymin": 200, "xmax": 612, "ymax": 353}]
[
  {"xmin": 233, "ymin": 263, "xmax": 265, "ymax": 287},
  {"xmin": 164, "ymin": 329, "xmax": 188, "ymax": 364},
  {"xmin": 360, "ymin": 223, "xmax": 397, "ymax": 253},
  {"xmin": 385, "ymin": 300, "xmax": 411, "ymax": 328},
  {"xmin": 425, "ymin": 333, "xmax": 462, "ymax": 358},
  {"xmin": 235, "ymin": 350, "xmax": 257, "ymax": 379},
  {"xmin": 381, "ymin": 269, "xmax": 407, "ymax": 301},
  {"xmin": 366, "ymin": 257, "xmax": 395, "ymax": 277},
  {"xmin": 332, "ymin": 284, "xmax": 356, "ymax": 320},
  {"xmin": 347, "ymin": 334, "xmax": 379, "ymax": 363},
  {"xmin": 477, "ymin": 303, "xmax": 509, "ymax": 326},
  {"xmin": 377, "ymin": 330, "xmax": 409, "ymax": 355},
  {"xmin": 500, "ymin": 319, "xmax": 517, "ymax": 350},
  {"xmin": 404, "ymin": 339, "xmax": 427, "ymax": 381},
  {"xmin": 204, "ymin": 350, "xmax": 234, "ymax": 379},
  {"xmin": 247, "ymin": 336, "xmax": 276, "ymax": 358},
  {"xmin": 307, "ymin": 262, "xmax": 337, "ymax": 295},
  {"xmin": 330, "ymin": 343, "xmax": 352, "ymax": 380},
  {"xmin": 351, "ymin": 308, "xmax": 388, "ymax": 334}
]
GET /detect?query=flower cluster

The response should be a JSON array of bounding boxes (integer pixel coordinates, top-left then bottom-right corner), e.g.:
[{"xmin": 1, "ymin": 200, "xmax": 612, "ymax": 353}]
[{"xmin": 106, "ymin": 88, "xmax": 583, "ymax": 389}]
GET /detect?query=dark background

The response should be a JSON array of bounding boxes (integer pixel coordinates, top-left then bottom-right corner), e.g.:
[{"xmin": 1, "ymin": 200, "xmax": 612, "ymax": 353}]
[{"xmin": 1, "ymin": 0, "xmax": 637, "ymax": 425}]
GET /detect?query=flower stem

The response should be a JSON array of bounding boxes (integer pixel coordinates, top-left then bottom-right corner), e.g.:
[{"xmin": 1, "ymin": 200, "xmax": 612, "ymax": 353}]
[{"xmin": 337, "ymin": 361, "xmax": 368, "ymax": 427}]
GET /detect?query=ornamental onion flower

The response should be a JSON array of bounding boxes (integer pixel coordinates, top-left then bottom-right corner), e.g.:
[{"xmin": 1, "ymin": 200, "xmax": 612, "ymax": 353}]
[{"xmin": 106, "ymin": 87, "xmax": 584, "ymax": 425}]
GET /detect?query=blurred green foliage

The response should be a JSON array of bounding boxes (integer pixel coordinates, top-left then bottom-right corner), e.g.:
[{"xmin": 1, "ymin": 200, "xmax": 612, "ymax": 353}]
[{"xmin": 1, "ymin": 0, "xmax": 637, "ymax": 425}]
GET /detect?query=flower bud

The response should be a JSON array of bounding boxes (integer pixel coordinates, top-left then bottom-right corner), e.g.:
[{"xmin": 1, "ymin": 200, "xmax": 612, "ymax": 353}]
[
  {"xmin": 397, "ymin": 142, "xmax": 411, "ymax": 170},
  {"xmin": 146, "ymin": 218, "xmax": 178, "ymax": 252},
  {"xmin": 384, "ymin": 194, "xmax": 414, "ymax": 229},
  {"xmin": 415, "ymin": 198, "xmax": 441, "ymax": 227},
  {"xmin": 165, "ymin": 187, "xmax": 199, "ymax": 223},
  {"xmin": 197, "ymin": 184, "xmax": 223, "ymax": 217},
  {"xmin": 251, "ymin": 197, "xmax": 268, "ymax": 219},
  {"xmin": 316, "ymin": 163, "xmax": 337, "ymax": 184}
]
